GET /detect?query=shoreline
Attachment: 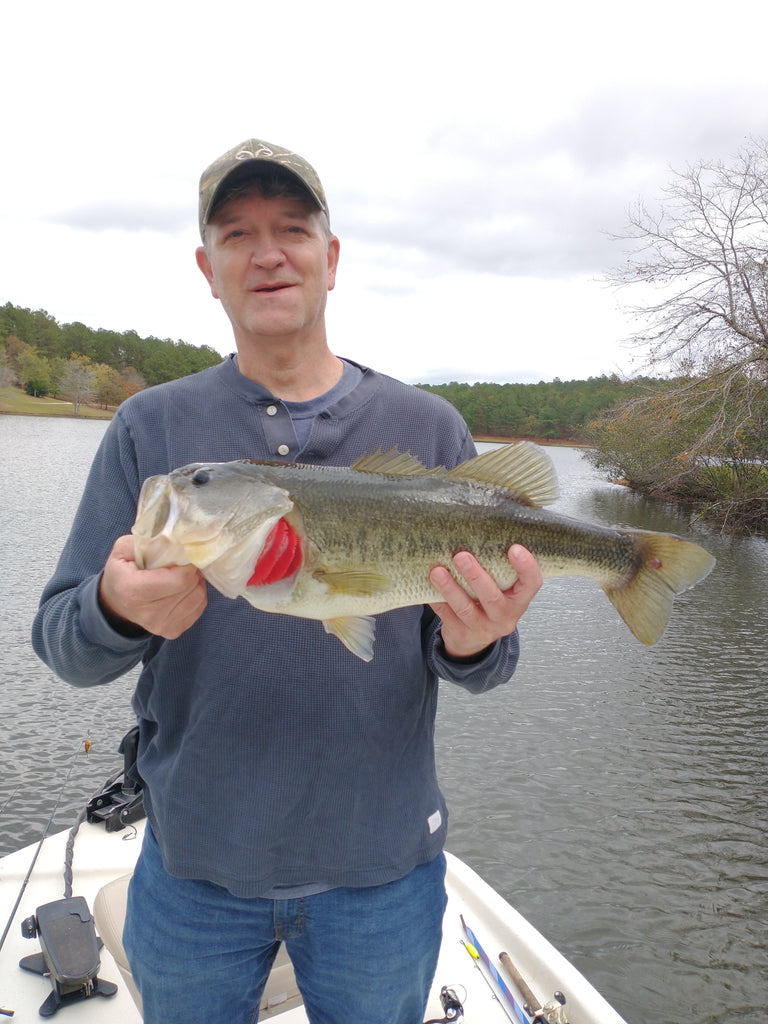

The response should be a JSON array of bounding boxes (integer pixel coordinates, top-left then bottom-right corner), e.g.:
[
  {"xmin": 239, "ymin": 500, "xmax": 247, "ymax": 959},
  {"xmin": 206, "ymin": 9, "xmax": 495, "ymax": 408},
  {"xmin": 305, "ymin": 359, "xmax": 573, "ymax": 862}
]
[
  {"xmin": 0, "ymin": 412, "xmax": 585, "ymax": 445},
  {"xmin": 474, "ymin": 435, "xmax": 584, "ymax": 447},
  {"xmin": 0, "ymin": 386, "xmax": 115, "ymax": 421},
  {"xmin": 0, "ymin": 392, "xmax": 586, "ymax": 445}
]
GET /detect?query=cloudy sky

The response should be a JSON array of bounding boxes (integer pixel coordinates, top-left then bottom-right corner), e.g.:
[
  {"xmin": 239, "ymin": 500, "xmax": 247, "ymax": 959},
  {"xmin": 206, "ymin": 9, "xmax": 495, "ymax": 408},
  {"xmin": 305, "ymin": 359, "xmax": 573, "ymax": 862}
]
[{"xmin": 2, "ymin": 0, "xmax": 766, "ymax": 384}]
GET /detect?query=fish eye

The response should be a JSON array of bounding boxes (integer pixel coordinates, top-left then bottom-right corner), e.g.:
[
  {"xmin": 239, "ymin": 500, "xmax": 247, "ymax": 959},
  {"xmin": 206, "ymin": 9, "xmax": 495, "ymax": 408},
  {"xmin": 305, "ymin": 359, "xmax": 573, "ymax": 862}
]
[{"xmin": 192, "ymin": 469, "xmax": 211, "ymax": 486}]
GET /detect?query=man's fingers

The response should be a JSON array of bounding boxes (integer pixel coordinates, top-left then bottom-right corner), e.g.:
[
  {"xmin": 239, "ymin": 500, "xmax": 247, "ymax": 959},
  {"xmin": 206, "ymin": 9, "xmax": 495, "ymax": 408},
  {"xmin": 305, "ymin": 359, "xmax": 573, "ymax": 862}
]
[
  {"xmin": 155, "ymin": 577, "xmax": 208, "ymax": 639},
  {"xmin": 504, "ymin": 544, "xmax": 544, "ymax": 602},
  {"xmin": 451, "ymin": 551, "xmax": 509, "ymax": 617},
  {"xmin": 428, "ymin": 545, "xmax": 542, "ymax": 660},
  {"xmin": 99, "ymin": 535, "xmax": 207, "ymax": 639},
  {"xmin": 429, "ymin": 563, "xmax": 480, "ymax": 620}
]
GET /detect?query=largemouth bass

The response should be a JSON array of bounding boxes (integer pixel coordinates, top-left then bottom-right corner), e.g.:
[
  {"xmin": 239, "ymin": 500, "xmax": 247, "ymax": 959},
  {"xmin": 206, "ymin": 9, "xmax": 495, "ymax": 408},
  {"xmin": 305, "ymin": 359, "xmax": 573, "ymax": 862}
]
[{"xmin": 132, "ymin": 443, "xmax": 716, "ymax": 661}]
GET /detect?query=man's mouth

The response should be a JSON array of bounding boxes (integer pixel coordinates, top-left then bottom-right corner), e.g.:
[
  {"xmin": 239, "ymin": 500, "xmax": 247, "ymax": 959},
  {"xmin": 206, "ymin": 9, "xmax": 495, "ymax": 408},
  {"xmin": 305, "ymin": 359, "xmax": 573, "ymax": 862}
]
[{"xmin": 252, "ymin": 282, "xmax": 294, "ymax": 293}]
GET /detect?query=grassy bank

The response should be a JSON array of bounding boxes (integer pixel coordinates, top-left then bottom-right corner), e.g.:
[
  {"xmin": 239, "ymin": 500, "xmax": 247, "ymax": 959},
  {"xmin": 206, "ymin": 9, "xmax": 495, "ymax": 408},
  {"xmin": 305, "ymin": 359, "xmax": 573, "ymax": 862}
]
[{"xmin": 0, "ymin": 387, "xmax": 114, "ymax": 420}]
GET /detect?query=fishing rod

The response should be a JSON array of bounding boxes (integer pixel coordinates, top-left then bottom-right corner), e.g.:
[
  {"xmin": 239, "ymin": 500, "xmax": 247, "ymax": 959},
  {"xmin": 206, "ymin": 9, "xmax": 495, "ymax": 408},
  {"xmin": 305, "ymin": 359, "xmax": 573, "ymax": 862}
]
[
  {"xmin": 460, "ymin": 915, "xmax": 528, "ymax": 1024},
  {"xmin": 461, "ymin": 937, "xmax": 520, "ymax": 1023},
  {"xmin": 460, "ymin": 915, "xmax": 569, "ymax": 1024},
  {"xmin": 499, "ymin": 951, "xmax": 567, "ymax": 1024},
  {"xmin": 0, "ymin": 738, "xmax": 86, "ymax": 955}
]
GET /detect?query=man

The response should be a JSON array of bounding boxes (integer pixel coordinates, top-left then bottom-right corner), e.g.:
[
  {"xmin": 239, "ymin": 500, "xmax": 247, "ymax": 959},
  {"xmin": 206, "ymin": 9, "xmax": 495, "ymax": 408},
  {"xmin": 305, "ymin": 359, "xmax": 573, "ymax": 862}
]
[{"xmin": 33, "ymin": 139, "xmax": 542, "ymax": 1024}]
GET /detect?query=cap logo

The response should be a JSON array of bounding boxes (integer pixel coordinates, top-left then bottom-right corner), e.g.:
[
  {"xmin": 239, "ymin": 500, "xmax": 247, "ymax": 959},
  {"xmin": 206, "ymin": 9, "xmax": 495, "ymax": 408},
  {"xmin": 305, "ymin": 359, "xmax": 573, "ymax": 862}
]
[{"xmin": 235, "ymin": 143, "xmax": 278, "ymax": 161}]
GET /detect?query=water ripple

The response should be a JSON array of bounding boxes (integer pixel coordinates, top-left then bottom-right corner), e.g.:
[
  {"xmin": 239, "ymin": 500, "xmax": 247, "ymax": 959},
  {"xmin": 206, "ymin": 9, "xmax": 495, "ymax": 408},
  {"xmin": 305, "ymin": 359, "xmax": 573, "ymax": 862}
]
[{"xmin": 2, "ymin": 427, "xmax": 766, "ymax": 1024}]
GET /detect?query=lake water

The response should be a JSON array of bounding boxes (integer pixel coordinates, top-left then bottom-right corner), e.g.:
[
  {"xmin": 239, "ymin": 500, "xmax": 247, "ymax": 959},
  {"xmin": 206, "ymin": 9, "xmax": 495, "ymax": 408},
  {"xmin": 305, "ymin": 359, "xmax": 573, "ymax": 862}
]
[{"xmin": 1, "ymin": 415, "xmax": 766, "ymax": 1024}]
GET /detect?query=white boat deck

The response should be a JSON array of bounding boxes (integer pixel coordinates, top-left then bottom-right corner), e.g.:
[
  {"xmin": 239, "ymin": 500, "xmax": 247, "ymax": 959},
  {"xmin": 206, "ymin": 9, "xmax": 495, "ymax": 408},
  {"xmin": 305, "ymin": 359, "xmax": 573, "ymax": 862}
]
[{"xmin": 1, "ymin": 818, "xmax": 628, "ymax": 1023}]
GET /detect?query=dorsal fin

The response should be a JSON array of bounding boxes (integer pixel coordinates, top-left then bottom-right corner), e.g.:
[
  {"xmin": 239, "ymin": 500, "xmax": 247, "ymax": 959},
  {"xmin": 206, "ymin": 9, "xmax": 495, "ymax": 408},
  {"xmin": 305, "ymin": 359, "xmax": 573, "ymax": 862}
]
[
  {"xmin": 350, "ymin": 443, "xmax": 558, "ymax": 508},
  {"xmin": 351, "ymin": 447, "xmax": 446, "ymax": 478},
  {"xmin": 446, "ymin": 442, "xmax": 559, "ymax": 507}
]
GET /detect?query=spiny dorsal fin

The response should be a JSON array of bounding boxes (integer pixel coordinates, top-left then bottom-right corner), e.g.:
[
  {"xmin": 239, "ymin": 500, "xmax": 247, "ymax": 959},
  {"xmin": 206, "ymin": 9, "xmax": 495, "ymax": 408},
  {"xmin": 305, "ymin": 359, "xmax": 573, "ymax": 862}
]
[
  {"xmin": 446, "ymin": 442, "xmax": 559, "ymax": 507},
  {"xmin": 351, "ymin": 447, "xmax": 446, "ymax": 478}
]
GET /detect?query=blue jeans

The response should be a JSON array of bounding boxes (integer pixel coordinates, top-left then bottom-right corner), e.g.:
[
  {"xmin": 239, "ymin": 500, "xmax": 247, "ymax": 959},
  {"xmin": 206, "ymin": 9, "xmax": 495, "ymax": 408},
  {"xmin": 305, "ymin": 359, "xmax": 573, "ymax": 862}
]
[{"xmin": 122, "ymin": 825, "xmax": 447, "ymax": 1024}]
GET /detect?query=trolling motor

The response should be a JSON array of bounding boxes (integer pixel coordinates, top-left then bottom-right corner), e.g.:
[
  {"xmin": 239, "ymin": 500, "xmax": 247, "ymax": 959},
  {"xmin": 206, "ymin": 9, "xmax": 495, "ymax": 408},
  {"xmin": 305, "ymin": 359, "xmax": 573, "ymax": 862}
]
[
  {"xmin": 10, "ymin": 729, "xmax": 145, "ymax": 1016},
  {"xmin": 86, "ymin": 726, "xmax": 145, "ymax": 831},
  {"xmin": 20, "ymin": 897, "xmax": 117, "ymax": 1017}
]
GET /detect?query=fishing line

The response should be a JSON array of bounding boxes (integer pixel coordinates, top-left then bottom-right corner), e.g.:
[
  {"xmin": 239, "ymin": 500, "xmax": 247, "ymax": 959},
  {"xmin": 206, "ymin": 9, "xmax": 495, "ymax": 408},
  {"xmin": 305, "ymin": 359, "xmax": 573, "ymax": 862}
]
[
  {"xmin": 0, "ymin": 785, "xmax": 21, "ymax": 819},
  {"xmin": 0, "ymin": 737, "xmax": 88, "ymax": 954},
  {"xmin": 0, "ymin": 782, "xmax": 20, "ymax": 831}
]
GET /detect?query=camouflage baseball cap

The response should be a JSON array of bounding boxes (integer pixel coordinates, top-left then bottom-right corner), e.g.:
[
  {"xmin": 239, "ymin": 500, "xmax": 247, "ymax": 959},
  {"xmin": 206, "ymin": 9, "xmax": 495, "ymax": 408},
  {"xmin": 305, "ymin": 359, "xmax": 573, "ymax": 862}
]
[{"xmin": 198, "ymin": 139, "xmax": 328, "ymax": 238}]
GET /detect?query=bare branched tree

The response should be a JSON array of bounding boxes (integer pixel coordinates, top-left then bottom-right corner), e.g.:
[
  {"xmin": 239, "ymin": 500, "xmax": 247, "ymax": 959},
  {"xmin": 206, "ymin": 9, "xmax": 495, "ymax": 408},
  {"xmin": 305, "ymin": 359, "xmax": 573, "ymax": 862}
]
[
  {"xmin": 588, "ymin": 139, "xmax": 767, "ymax": 532},
  {"xmin": 59, "ymin": 357, "xmax": 95, "ymax": 416},
  {"xmin": 607, "ymin": 137, "xmax": 767, "ymax": 464},
  {"xmin": 611, "ymin": 137, "xmax": 767, "ymax": 364}
]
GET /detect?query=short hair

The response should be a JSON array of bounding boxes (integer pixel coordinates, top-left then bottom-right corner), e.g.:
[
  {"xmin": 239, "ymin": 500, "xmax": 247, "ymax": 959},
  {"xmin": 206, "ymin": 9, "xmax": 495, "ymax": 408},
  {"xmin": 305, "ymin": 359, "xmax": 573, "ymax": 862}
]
[{"xmin": 204, "ymin": 165, "xmax": 332, "ymax": 244}]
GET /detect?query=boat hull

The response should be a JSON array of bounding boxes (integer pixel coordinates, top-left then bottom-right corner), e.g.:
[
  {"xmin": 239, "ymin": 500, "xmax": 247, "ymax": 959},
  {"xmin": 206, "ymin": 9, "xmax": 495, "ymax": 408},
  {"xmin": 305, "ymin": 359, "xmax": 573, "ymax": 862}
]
[{"xmin": 1, "ymin": 820, "xmax": 628, "ymax": 1022}]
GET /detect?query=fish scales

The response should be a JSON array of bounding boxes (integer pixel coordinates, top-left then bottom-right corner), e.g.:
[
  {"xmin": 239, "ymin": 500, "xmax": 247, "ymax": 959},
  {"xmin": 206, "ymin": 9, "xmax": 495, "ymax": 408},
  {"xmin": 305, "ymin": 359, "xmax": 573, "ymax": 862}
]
[
  {"xmin": 290, "ymin": 469, "xmax": 637, "ymax": 586},
  {"xmin": 132, "ymin": 443, "xmax": 716, "ymax": 661}
]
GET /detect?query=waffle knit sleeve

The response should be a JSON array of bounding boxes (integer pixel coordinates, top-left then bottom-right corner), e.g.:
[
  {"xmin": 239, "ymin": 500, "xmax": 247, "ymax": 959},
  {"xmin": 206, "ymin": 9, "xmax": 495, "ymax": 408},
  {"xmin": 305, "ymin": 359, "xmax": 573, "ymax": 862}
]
[{"xmin": 31, "ymin": 409, "xmax": 154, "ymax": 685}]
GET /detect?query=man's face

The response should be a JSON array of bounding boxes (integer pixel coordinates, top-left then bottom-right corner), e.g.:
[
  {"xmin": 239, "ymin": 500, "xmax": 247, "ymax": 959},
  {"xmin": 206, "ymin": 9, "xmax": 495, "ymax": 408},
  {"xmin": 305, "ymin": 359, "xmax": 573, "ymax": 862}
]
[{"xmin": 196, "ymin": 191, "xmax": 340, "ymax": 347}]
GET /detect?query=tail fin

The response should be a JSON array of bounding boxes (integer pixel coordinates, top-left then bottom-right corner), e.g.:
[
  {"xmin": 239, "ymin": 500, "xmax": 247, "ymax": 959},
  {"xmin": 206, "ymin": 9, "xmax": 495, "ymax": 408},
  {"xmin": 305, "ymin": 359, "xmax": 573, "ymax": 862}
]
[{"xmin": 604, "ymin": 532, "xmax": 716, "ymax": 645}]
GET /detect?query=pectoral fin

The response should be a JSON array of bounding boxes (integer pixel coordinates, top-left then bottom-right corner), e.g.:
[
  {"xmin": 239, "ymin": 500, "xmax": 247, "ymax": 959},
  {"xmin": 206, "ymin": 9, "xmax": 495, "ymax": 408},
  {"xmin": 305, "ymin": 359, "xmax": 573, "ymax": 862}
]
[
  {"xmin": 323, "ymin": 616, "xmax": 376, "ymax": 662},
  {"xmin": 312, "ymin": 569, "xmax": 391, "ymax": 596}
]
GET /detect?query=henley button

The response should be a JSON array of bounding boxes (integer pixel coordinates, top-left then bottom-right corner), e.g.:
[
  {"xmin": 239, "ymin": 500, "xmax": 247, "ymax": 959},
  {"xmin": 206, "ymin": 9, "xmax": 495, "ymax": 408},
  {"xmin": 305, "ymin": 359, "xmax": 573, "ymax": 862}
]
[
  {"xmin": 277, "ymin": 444, "xmax": 290, "ymax": 456},
  {"xmin": 266, "ymin": 405, "xmax": 278, "ymax": 416}
]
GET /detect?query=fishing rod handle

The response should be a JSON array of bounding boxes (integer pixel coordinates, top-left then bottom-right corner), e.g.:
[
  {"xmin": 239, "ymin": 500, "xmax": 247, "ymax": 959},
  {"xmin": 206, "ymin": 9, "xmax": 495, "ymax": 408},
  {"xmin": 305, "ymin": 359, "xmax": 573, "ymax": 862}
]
[{"xmin": 499, "ymin": 951, "xmax": 542, "ymax": 1013}]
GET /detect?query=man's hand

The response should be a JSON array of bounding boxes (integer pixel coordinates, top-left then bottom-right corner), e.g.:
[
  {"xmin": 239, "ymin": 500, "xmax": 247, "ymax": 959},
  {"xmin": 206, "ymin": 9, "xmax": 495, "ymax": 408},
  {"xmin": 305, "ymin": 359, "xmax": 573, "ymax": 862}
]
[
  {"xmin": 98, "ymin": 535, "xmax": 208, "ymax": 640},
  {"xmin": 428, "ymin": 544, "xmax": 543, "ymax": 660}
]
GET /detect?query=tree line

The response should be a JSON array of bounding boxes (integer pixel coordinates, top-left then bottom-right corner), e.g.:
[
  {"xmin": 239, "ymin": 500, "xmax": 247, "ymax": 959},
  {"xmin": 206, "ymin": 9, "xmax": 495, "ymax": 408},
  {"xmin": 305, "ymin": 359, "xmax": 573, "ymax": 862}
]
[
  {"xmin": 1, "ymin": 300, "xmax": 643, "ymax": 438},
  {"xmin": 1, "ymin": 300, "xmax": 645, "ymax": 439},
  {"xmin": 0, "ymin": 302, "xmax": 222, "ymax": 406},
  {"xmin": 416, "ymin": 376, "xmax": 642, "ymax": 441}
]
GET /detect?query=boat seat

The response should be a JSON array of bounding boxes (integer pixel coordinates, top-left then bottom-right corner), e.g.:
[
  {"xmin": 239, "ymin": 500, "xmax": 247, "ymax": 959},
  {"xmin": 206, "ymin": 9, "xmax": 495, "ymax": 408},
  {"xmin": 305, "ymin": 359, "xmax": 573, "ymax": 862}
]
[
  {"xmin": 93, "ymin": 875, "xmax": 142, "ymax": 1011},
  {"xmin": 93, "ymin": 873, "xmax": 303, "ymax": 1019}
]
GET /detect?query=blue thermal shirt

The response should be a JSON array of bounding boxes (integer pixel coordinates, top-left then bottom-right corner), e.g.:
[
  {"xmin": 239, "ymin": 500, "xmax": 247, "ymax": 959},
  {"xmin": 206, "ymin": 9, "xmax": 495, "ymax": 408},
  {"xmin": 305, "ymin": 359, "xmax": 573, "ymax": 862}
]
[{"xmin": 32, "ymin": 356, "xmax": 520, "ymax": 896}]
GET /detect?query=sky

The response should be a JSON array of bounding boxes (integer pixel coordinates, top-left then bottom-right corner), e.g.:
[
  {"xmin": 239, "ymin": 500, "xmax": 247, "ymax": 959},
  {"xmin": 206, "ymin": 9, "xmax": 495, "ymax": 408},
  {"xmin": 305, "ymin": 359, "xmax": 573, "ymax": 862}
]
[{"xmin": 2, "ymin": 0, "xmax": 767, "ymax": 385}]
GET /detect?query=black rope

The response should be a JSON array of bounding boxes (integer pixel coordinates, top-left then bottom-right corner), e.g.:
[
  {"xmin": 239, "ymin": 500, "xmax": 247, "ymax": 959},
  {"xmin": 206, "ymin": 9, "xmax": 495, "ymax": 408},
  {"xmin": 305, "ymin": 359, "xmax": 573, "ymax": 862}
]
[{"xmin": 63, "ymin": 767, "xmax": 123, "ymax": 899}]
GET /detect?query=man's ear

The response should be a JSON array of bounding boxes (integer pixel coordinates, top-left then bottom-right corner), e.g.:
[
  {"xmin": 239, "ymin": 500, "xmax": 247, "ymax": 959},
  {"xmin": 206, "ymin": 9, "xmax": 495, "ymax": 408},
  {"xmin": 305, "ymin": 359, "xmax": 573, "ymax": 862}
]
[
  {"xmin": 327, "ymin": 235, "xmax": 340, "ymax": 292},
  {"xmin": 196, "ymin": 246, "xmax": 219, "ymax": 298}
]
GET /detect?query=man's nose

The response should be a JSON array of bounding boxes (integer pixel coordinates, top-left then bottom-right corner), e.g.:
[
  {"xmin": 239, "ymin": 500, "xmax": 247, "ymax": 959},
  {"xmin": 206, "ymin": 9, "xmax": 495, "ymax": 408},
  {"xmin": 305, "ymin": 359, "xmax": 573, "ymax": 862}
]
[{"xmin": 249, "ymin": 237, "xmax": 285, "ymax": 268}]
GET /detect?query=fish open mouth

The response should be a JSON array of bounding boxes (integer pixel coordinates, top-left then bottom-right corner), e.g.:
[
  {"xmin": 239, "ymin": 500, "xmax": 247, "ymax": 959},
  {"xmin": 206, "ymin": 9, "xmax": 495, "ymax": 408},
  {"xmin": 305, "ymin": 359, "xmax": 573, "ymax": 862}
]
[
  {"xmin": 133, "ymin": 480, "xmax": 243, "ymax": 572},
  {"xmin": 134, "ymin": 478, "xmax": 173, "ymax": 538}
]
